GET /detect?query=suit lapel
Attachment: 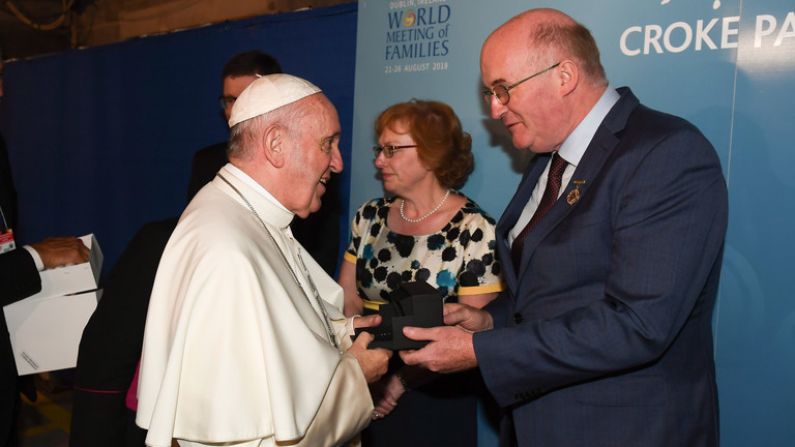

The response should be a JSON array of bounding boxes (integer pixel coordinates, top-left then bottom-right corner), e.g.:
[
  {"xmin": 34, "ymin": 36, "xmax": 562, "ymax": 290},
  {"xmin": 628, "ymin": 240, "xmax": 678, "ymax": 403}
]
[
  {"xmin": 496, "ymin": 154, "xmax": 550, "ymax": 293},
  {"xmin": 514, "ymin": 88, "xmax": 640, "ymax": 285}
]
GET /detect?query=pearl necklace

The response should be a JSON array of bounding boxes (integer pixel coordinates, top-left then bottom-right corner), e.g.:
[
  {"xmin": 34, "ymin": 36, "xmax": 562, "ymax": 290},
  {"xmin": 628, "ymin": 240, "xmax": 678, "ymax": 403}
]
[{"xmin": 399, "ymin": 189, "xmax": 451, "ymax": 223}]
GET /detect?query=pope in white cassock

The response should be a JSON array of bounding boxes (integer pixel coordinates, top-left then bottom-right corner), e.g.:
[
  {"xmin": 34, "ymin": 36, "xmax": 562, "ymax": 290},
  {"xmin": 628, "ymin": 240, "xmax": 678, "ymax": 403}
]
[{"xmin": 135, "ymin": 74, "xmax": 392, "ymax": 447}]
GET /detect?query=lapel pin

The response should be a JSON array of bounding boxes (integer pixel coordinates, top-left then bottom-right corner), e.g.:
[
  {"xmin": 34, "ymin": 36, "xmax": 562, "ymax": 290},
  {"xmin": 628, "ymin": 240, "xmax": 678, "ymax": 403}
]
[{"xmin": 567, "ymin": 180, "xmax": 586, "ymax": 205}]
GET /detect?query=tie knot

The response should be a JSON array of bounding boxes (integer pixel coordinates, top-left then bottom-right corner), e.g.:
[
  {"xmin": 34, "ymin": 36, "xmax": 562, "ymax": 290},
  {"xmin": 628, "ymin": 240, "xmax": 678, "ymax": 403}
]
[{"xmin": 549, "ymin": 152, "xmax": 568, "ymax": 180}]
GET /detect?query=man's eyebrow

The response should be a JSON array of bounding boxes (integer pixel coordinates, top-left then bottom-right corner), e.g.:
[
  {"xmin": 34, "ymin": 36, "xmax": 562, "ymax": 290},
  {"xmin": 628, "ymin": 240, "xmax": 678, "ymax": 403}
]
[{"xmin": 487, "ymin": 78, "xmax": 508, "ymax": 86}]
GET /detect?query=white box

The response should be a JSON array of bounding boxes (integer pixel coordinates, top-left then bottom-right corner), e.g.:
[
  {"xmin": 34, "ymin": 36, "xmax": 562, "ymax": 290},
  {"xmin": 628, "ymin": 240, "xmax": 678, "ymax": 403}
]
[
  {"xmin": 3, "ymin": 289, "xmax": 101, "ymax": 375},
  {"xmin": 29, "ymin": 234, "xmax": 103, "ymax": 300}
]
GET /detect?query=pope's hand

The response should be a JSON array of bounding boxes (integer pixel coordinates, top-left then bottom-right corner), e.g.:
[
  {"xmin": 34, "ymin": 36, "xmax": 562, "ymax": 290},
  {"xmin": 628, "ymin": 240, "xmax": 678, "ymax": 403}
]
[{"xmin": 348, "ymin": 331, "xmax": 391, "ymax": 383}]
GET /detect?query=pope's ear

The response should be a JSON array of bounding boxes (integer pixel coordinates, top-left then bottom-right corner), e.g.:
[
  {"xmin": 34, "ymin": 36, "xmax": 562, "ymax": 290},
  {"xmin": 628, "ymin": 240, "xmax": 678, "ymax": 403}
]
[{"xmin": 262, "ymin": 124, "xmax": 286, "ymax": 168}]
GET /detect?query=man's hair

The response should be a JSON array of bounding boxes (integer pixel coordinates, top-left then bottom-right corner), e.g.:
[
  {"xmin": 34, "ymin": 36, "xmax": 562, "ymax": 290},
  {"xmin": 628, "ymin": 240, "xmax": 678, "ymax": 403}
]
[
  {"xmin": 222, "ymin": 50, "xmax": 282, "ymax": 79},
  {"xmin": 530, "ymin": 20, "xmax": 606, "ymax": 85}
]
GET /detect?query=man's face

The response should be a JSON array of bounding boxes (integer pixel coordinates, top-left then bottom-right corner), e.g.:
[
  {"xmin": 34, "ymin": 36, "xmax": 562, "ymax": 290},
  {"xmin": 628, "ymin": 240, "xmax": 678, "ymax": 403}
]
[
  {"xmin": 283, "ymin": 96, "xmax": 343, "ymax": 218},
  {"xmin": 222, "ymin": 74, "xmax": 259, "ymax": 122},
  {"xmin": 480, "ymin": 34, "xmax": 563, "ymax": 153}
]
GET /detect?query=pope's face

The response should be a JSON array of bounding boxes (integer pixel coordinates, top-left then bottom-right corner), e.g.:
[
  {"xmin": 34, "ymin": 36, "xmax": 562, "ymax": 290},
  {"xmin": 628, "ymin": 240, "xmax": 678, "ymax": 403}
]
[
  {"xmin": 285, "ymin": 96, "xmax": 343, "ymax": 218},
  {"xmin": 480, "ymin": 36, "xmax": 563, "ymax": 153}
]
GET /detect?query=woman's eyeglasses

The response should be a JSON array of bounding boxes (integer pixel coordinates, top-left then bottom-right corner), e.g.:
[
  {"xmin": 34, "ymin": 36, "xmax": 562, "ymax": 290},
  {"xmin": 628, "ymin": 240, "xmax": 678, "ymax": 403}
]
[{"xmin": 372, "ymin": 144, "xmax": 417, "ymax": 158}]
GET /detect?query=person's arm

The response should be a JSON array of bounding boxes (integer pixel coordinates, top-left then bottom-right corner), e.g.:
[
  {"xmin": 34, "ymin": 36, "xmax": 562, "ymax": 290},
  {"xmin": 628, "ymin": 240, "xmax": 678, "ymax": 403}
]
[
  {"xmin": 0, "ymin": 248, "xmax": 40, "ymax": 305},
  {"xmin": 1, "ymin": 236, "xmax": 88, "ymax": 305},
  {"xmin": 339, "ymin": 258, "xmax": 363, "ymax": 316},
  {"xmin": 455, "ymin": 210, "xmax": 504, "ymax": 309},
  {"xmin": 459, "ymin": 292, "xmax": 498, "ymax": 308},
  {"xmin": 338, "ymin": 203, "xmax": 369, "ymax": 317}
]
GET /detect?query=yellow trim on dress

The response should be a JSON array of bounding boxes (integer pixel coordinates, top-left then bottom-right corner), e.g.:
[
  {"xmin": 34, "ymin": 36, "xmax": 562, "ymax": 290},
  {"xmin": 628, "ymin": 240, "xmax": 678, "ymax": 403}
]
[
  {"xmin": 362, "ymin": 298, "xmax": 389, "ymax": 312},
  {"xmin": 457, "ymin": 282, "xmax": 505, "ymax": 296}
]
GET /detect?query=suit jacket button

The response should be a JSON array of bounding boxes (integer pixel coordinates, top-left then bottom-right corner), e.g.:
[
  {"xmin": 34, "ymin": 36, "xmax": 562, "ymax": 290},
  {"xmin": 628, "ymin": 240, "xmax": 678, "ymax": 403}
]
[{"xmin": 513, "ymin": 313, "xmax": 523, "ymax": 324}]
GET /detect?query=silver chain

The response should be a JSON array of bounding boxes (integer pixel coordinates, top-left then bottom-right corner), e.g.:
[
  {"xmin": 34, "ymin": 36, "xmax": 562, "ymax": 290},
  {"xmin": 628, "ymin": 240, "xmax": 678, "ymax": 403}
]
[{"xmin": 217, "ymin": 174, "xmax": 339, "ymax": 351}]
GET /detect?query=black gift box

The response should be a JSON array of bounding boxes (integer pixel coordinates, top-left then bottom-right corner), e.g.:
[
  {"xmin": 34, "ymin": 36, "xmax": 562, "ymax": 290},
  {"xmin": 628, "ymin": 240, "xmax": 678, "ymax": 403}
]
[{"xmin": 356, "ymin": 281, "xmax": 444, "ymax": 350}]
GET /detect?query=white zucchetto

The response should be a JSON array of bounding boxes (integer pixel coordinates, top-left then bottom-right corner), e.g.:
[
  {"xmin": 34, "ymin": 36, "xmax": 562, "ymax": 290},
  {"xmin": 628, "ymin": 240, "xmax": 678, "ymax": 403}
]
[{"xmin": 228, "ymin": 73, "xmax": 322, "ymax": 128}]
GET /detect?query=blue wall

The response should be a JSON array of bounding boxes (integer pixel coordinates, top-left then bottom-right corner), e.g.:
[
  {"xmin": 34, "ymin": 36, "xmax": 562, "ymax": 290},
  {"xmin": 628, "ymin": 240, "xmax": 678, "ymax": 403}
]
[
  {"xmin": 2, "ymin": 1, "xmax": 793, "ymax": 444},
  {"xmin": 351, "ymin": 1, "xmax": 794, "ymax": 445},
  {"xmin": 0, "ymin": 3, "xmax": 358, "ymax": 272}
]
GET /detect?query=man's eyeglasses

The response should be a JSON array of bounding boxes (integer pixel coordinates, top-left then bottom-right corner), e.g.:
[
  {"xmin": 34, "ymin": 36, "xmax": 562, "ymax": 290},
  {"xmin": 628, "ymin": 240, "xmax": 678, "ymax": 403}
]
[
  {"xmin": 372, "ymin": 144, "xmax": 417, "ymax": 158},
  {"xmin": 219, "ymin": 95, "xmax": 236, "ymax": 109},
  {"xmin": 482, "ymin": 62, "xmax": 560, "ymax": 106}
]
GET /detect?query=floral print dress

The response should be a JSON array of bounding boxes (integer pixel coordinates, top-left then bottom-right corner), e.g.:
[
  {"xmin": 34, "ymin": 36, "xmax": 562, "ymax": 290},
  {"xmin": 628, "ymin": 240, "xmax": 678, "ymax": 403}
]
[{"xmin": 345, "ymin": 196, "xmax": 504, "ymax": 303}]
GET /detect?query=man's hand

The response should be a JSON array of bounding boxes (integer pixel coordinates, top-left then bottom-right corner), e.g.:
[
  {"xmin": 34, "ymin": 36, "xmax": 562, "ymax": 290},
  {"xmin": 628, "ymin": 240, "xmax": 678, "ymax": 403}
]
[
  {"xmin": 30, "ymin": 237, "xmax": 89, "ymax": 269},
  {"xmin": 444, "ymin": 303, "xmax": 494, "ymax": 332},
  {"xmin": 348, "ymin": 331, "xmax": 392, "ymax": 383},
  {"xmin": 399, "ymin": 325, "xmax": 478, "ymax": 374}
]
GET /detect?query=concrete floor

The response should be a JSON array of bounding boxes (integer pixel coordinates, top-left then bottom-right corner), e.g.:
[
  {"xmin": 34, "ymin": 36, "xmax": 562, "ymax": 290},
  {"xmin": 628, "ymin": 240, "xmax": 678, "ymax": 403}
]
[{"xmin": 17, "ymin": 376, "xmax": 72, "ymax": 447}]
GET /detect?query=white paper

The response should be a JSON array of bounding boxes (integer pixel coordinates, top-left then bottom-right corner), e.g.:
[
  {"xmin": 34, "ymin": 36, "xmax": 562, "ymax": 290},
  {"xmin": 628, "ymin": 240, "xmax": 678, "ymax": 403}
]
[{"xmin": 3, "ymin": 289, "xmax": 101, "ymax": 375}]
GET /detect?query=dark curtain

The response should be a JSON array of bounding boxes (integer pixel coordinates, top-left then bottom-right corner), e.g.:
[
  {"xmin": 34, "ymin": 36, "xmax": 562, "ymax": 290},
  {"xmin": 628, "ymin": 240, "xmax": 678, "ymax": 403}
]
[{"xmin": 0, "ymin": 3, "xmax": 357, "ymax": 273}]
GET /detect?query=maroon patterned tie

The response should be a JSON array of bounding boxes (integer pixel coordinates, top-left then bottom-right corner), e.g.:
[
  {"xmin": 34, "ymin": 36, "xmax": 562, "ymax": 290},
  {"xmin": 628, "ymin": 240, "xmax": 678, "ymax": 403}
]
[{"xmin": 511, "ymin": 152, "xmax": 568, "ymax": 270}]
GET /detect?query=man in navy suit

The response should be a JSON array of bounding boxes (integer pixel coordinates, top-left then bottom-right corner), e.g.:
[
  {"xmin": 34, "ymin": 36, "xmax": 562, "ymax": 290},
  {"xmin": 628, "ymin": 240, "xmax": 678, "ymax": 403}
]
[{"xmin": 402, "ymin": 8, "xmax": 727, "ymax": 446}]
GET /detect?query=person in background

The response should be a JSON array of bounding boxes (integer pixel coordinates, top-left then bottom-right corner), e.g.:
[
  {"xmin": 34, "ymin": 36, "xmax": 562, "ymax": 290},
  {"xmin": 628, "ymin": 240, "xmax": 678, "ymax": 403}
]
[
  {"xmin": 188, "ymin": 50, "xmax": 341, "ymax": 275},
  {"xmin": 401, "ymin": 8, "xmax": 727, "ymax": 447},
  {"xmin": 186, "ymin": 50, "xmax": 282, "ymax": 199},
  {"xmin": 339, "ymin": 99, "xmax": 503, "ymax": 446},
  {"xmin": 1, "ymin": 47, "xmax": 89, "ymax": 447},
  {"xmin": 137, "ymin": 74, "xmax": 391, "ymax": 447}
]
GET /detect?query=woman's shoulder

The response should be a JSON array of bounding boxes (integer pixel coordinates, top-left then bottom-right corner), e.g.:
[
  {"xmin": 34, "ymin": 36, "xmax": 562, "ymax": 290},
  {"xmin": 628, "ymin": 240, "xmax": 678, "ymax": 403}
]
[
  {"xmin": 354, "ymin": 197, "xmax": 393, "ymax": 219},
  {"xmin": 455, "ymin": 194, "xmax": 497, "ymax": 226}
]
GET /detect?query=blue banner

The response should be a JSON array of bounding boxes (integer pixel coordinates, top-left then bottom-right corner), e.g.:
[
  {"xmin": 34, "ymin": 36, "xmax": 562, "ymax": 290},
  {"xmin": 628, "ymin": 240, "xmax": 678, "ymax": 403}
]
[{"xmin": 352, "ymin": 1, "xmax": 795, "ymax": 445}]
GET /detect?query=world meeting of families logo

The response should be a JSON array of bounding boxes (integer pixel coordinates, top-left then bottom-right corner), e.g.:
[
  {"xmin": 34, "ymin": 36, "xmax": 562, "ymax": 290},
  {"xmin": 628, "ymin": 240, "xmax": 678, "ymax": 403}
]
[{"xmin": 382, "ymin": 0, "xmax": 451, "ymax": 75}]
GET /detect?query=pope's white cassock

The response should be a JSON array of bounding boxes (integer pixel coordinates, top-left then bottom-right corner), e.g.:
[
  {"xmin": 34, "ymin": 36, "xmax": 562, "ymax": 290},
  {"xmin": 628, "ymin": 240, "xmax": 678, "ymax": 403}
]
[{"xmin": 136, "ymin": 164, "xmax": 373, "ymax": 447}]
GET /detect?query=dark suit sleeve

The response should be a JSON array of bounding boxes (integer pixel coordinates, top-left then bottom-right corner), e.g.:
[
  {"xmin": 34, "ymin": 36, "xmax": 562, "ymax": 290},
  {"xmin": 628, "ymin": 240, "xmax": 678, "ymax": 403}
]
[
  {"xmin": 1, "ymin": 133, "xmax": 19, "ymax": 232},
  {"xmin": 186, "ymin": 143, "xmax": 228, "ymax": 201},
  {"xmin": 70, "ymin": 218, "xmax": 177, "ymax": 447},
  {"xmin": 0, "ymin": 249, "xmax": 41, "ymax": 306},
  {"xmin": 483, "ymin": 289, "xmax": 512, "ymax": 328},
  {"xmin": 290, "ymin": 175, "xmax": 342, "ymax": 276},
  {"xmin": 1, "ymin": 133, "xmax": 38, "ymax": 305},
  {"xmin": 474, "ymin": 124, "xmax": 728, "ymax": 407}
]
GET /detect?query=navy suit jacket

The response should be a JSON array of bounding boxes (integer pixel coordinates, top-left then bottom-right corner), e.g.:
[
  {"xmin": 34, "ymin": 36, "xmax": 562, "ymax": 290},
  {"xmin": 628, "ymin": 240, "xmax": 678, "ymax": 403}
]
[
  {"xmin": 1, "ymin": 132, "xmax": 42, "ymax": 447},
  {"xmin": 474, "ymin": 88, "xmax": 726, "ymax": 446}
]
